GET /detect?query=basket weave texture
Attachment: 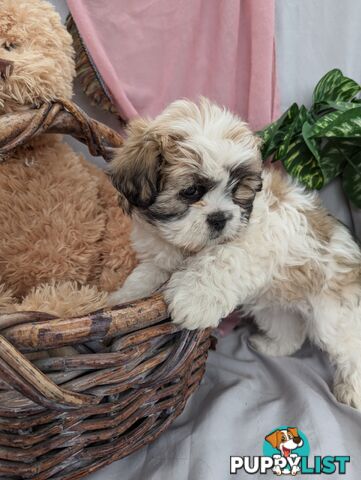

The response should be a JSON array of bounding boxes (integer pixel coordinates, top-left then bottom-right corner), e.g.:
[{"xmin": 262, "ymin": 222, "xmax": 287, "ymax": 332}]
[{"xmin": 0, "ymin": 102, "xmax": 212, "ymax": 480}]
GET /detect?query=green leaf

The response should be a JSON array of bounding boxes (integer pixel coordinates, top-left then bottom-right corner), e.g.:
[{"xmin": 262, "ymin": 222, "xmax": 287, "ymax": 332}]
[
  {"xmin": 282, "ymin": 137, "xmax": 324, "ymax": 190},
  {"xmin": 313, "ymin": 100, "xmax": 361, "ymax": 116},
  {"xmin": 302, "ymin": 120, "xmax": 320, "ymax": 161},
  {"xmin": 313, "ymin": 68, "xmax": 361, "ymax": 105},
  {"xmin": 320, "ymin": 100, "xmax": 361, "ymax": 112},
  {"xmin": 342, "ymin": 152, "xmax": 361, "ymax": 207},
  {"xmin": 258, "ymin": 103, "xmax": 299, "ymax": 159},
  {"xmin": 275, "ymin": 105, "xmax": 308, "ymax": 161},
  {"xmin": 310, "ymin": 107, "xmax": 361, "ymax": 138},
  {"xmin": 274, "ymin": 108, "xmax": 324, "ymax": 189},
  {"xmin": 317, "ymin": 140, "xmax": 347, "ymax": 184}
]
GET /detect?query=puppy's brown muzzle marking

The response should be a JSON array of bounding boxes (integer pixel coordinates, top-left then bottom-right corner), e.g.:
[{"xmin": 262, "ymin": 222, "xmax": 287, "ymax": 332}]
[{"xmin": 0, "ymin": 58, "xmax": 14, "ymax": 80}]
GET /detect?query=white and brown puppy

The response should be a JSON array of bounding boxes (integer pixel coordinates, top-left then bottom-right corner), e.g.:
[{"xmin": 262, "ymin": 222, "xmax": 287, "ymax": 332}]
[{"xmin": 108, "ymin": 98, "xmax": 361, "ymax": 409}]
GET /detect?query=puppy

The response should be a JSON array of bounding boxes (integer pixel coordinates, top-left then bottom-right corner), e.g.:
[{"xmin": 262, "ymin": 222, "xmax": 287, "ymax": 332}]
[{"xmin": 108, "ymin": 98, "xmax": 361, "ymax": 409}]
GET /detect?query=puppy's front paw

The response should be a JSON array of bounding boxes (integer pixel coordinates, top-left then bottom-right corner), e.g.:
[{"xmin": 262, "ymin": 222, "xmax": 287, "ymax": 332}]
[
  {"xmin": 107, "ymin": 289, "xmax": 136, "ymax": 307},
  {"xmin": 164, "ymin": 274, "xmax": 226, "ymax": 330},
  {"xmin": 334, "ymin": 381, "xmax": 361, "ymax": 410},
  {"xmin": 249, "ymin": 333, "xmax": 300, "ymax": 356}
]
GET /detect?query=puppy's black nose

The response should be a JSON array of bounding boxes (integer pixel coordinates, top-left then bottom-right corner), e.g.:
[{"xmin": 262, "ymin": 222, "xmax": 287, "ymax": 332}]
[
  {"xmin": 293, "ymin": 436, "xmax": 302, "ymax": 445},
  {"xmin": 0, "ymin": 58, "xmax": 14, "ymax": 80},
  {"xmin": 207, "ymin": 211, "xmax": 229, "ymax": 232}
]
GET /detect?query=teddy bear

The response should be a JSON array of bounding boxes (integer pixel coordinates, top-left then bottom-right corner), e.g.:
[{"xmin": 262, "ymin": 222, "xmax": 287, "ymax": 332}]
[{"xmin": 0, "ymin": 0, "xmax": 136, "ymax": 323}]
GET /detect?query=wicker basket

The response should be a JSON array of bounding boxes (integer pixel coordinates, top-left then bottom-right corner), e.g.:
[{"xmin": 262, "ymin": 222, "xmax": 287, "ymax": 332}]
[{"xmin": 0, "ymin": 101, "xmax": 212, "ymax": 480}]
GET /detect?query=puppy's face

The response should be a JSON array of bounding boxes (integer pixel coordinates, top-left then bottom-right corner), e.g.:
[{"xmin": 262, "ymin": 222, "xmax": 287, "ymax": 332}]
[{"xmin": 111, "ymin": 98, "xmax": 262, "ymax": 252}]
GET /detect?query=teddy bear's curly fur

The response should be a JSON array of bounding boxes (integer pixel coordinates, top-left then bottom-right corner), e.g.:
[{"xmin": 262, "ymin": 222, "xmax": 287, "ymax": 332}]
[{"xmin": 0, "ymin": 0, "xmax": 136, "ymax": 319}]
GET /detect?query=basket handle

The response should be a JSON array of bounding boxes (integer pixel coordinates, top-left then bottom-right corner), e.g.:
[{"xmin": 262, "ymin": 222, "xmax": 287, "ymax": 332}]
[
  {"xmin": 0, "ymin": 100, "xmax": 123, "ymax": 162},
  {"xmin": 0, "ymin": 335, "xmax": 98, "ymax": 410},
  {"xmin": 2, "ymin": 294, "xmax": 169, "ymax": 351}
]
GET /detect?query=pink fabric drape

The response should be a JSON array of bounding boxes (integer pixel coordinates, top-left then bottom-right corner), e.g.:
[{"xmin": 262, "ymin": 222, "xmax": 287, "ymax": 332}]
[{"xmin": 67, "ymin": 0, "xmax": 279, "ymax": 130}]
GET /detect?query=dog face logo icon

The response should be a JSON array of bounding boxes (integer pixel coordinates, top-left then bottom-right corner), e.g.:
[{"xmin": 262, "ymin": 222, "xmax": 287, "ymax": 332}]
[
  {"xmin": 266, "ymin": 427, "xmax": 304, "ymax": 458},
  {"xmin": 264, "ymin": 427, "xmax": 306, "ymax": 476}
]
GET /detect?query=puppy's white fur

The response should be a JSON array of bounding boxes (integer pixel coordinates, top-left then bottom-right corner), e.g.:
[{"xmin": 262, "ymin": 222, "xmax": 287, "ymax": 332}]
[{"xmin": 109, "ymin": 98, "xmax": 361, "ymax": 410}]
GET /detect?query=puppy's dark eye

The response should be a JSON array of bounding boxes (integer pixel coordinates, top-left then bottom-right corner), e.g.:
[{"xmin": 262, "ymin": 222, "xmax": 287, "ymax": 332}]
[
  {"xmin": 180, "ymin": 184, "xmax": 205, "ymax": 202},
  {"xmin": 3, "ymin": 41, "xmax": 16, "ymax": 51}
]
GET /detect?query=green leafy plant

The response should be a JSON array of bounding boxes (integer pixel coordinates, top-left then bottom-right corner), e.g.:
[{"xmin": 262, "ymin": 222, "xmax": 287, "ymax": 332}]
[{"xmin": 258, "ymin": 69, "xmax": 361, "ymax": 207}]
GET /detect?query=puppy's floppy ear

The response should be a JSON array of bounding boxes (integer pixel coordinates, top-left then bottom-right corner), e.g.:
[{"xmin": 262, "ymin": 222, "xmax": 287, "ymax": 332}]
[
  {"xmin": 265, "ymin": 430, "xmax": 282, "ymax": 449},
  {"xmin": 288, "ymin": 427, "xmax": 299, "ymax": 438},
  {"xmin": 110, "ymin": 118, "xmax": 162, "ymax": 212}
]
